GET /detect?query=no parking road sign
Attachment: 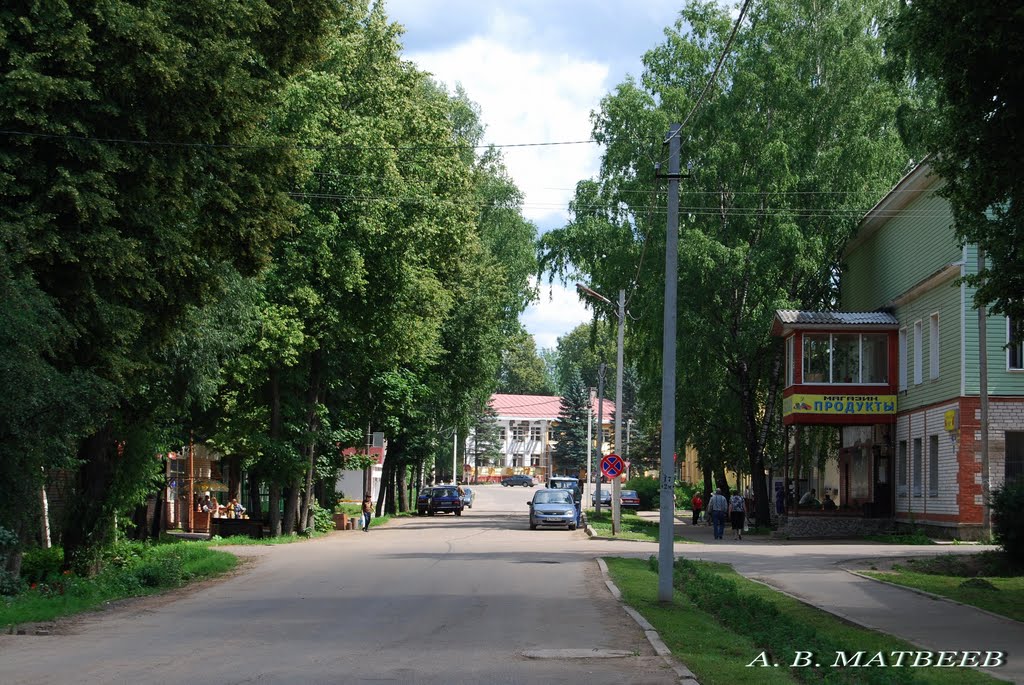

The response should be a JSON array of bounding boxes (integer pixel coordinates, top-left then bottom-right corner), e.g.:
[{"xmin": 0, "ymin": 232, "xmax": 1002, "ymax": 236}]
[{"xmin": 601, "ymin": 453, "xmax": 624, "ymax": 479}]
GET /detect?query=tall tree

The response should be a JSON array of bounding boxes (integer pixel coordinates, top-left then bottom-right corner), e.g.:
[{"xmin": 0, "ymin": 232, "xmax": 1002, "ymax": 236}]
[
  {"xmin": 551, "ymin": 370, "xmax": 591, "ymax": 476},
  {"xmin": 497, "ymin": 327, "xmax": 556, "ymax": 396},
  {"xmin": 541, "ymin": 0, "xmax": 914, "ymax": 526},
  {"xmin": 885, "ymin": 1, "xmax": 1023, "ymax": 324},
  {"xmin": 0, "ymin": 0, "xmax": 339, "ymax": 569}
]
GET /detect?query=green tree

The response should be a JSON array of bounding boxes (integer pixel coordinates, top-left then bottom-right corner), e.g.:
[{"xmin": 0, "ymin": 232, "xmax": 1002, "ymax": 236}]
[
  {"xmin": 552, "ymin": 370, "xmax": 591, "ymax": 476},
  {"xmin": 470, "ymin": 402, "xmax": 502, "ymax": 478},
  {"xmin": 542, "ymin": 0, "xmax": 914, "ymax": 525},
  {"xmin": 0, "ymin": 0, "xmax": 339, "ymax": 569},
  {"xmin": 885, "ymin": 1, "xmax": 1023, "ymax": 324},
  {"xmin": 497, "ymin": 327, "xmax": 556, "ymax": 395},
  {"xmin": 554, "ymin": 322, "xmax": 617, "ymax": 396}
]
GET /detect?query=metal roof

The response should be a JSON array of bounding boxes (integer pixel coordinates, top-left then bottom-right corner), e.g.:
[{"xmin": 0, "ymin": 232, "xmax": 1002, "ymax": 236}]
[{"xmin": 772, "ymin": 310, "xmax": 900, "ymax": 336}]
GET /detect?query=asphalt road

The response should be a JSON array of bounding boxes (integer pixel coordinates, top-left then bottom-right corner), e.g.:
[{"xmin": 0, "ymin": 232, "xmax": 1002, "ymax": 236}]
[{"xmin": 0, "ymin": 485, "xmax": 678, "ymax": 685}]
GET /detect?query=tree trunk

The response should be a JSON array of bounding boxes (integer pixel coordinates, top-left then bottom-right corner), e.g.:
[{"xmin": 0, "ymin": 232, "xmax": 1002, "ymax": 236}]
[
  {"xmin": 714, "ymin": 467, "xmax": 730, "ymax": 498},
  {"xmin": 396, "ymin": 464, "xmax": 408, "ymax": 513},
  {"xmin": 248, "ymin": 474, "xmax": 263, "ymax": 522},
  {"xmin": 62, "ymin": 425, "xmax": 117, "ymax": 573},
  {"xmin": 283, "ymin": 481, "xmax": 300, "ymax": 534},
  {"xmin": 268, "ymin": 482, "xmax": 281, "ymax": 537},
  {"xmin": 40, "ymin": 477, "xmax": 51, "ymax": 549},
  {"xmin": 299, "ymin": 349, "xmax": 322, "ymax": 533}
]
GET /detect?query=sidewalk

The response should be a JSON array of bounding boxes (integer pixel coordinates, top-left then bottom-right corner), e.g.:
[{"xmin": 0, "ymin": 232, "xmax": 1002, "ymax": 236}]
[{"xmin": 634, "ymin": 510, "xmax": 1022, "ymax": 683}]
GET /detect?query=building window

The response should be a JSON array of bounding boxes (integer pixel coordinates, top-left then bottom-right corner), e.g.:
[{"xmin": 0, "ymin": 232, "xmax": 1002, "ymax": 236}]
[
  {"xmin": 803, "ymin": 334, "xmax": 830, "ymax": 382},
  {"xmin": 498, "ymin": 428, "xmax": 506, "ymax": 442},
  {"xmin": 929, "ymin": 314, "xmax": 940, "ymax": 380},
  {"xmin": 898, "ymin": 328, "xmax": 908, "ymax": 390},
  {"xmin": 786, "ymin": 335, "xmax": 795, "ymax": 387},
  {"xmin": 913, "ymin": 321, "xmax": 923, "ymax": 385},
  {"xmin": 912, "ymin": 437, "xmax": 923, "ymax": 497},
  {"xmin": 1007, "ymin": 432, "xmax": 1024, "ymax": 484},
  {"xmin": 801, "ymin": 332, "xmax": 889, "ymax": 384},
  {"xmin": 530, "ymin": 426, "xmax": 541, "ymax": 442},
  {"xmin": 928, "ymin": 435, "xmax": 939, "ymax": 497},
  {"xmin": 832, "ymin": 334, "xmax": 860, "ymax": 383},
  {"xmin": 897, "ymin": 440, "xmax": 908, "ymax": 497},
  {"xmin": 862, "ymin": 334, "xmax": 888, "ymax": 383},
  {"xmin": 1009, "ymin": 318, "xmax": 1023, "ymax": 370},
  {"xmin": 512, "ymin": 425, "xmax": 526, "ymax": 442}
]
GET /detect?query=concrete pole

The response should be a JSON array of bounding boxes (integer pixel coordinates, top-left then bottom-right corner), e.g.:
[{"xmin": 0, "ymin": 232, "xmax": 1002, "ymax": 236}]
[
  {"xmin": 658, "ymin": 124, "xmax": 681, "ymax": 603},
  {"xmin": 453, "ymin": 429, "xmax": 458, "ymax": 484},
  {"xmin": 586, "ymin": 389, "xmax": 594, "ymax": 506},
  {"xmin": 612, "ymin": 289, "xmax": 625, "ymax": 535},
  {"xmin": 978, "ymin": 248, "xmax": 990, "ymax": 538},
  {"xmin": 596, "ymin": 364, "xmax": 606, "ymax": 515}
]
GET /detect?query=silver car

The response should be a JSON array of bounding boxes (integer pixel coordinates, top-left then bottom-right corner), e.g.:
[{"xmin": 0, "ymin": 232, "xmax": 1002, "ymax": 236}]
[{"xmin": 528, "ymin": 489, "xmax": 578, "ymax": 530}]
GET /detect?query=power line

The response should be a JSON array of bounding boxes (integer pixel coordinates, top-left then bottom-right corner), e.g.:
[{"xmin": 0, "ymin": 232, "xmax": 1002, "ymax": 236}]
[
  {"xmin": 669, "ymin": 0, "xmax": 754, "ymax": 143},
  {"xmin": 0, "ymin": 128, "xmax": 596, "ymax": 152}
]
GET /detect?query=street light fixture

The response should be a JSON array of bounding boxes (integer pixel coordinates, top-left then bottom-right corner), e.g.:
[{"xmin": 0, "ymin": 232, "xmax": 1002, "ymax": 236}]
[{"xmin": 576, "ymin": 283, "xmax": 626, "ymax": 536}]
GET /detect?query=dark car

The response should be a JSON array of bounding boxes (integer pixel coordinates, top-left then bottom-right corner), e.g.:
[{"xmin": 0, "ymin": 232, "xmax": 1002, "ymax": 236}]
[
  {"xmin": 501, "ymin": 474, "xmax": 534, "ymax": 487},
  {"xmin": 591, "ymin": 489, "xmax": 613, "ymax": 507},
  {"xmin": 427, "ymin": 486, "xmax": 463, "ymax": 516},
  {"xmin": 416, "ymin": 486, "xmax": 438, "ymax": 515},
  {"xmin": 620, "ymin": 489, "xmax": 641, "ymax": 510}
]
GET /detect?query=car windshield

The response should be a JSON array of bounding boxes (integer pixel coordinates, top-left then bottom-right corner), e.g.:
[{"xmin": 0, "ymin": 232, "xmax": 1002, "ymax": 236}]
[{"xmin": 534, "ymin": 491, "xmax": 572, "ymax": 505}]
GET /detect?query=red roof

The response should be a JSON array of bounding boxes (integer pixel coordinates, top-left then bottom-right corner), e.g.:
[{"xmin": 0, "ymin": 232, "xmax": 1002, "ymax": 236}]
[{"xmin": 490, "ymin": 393, "xmax": 614, "ymax": 422}]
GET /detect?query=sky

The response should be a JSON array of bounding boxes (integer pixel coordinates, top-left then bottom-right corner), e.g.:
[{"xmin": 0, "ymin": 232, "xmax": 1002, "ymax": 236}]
[{"xmin": 385, "ymin": 0, "xmax": 683, "ymax": 350}]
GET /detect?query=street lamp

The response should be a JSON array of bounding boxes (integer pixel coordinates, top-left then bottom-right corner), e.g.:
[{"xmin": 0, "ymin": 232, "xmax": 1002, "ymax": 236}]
[{"xmin": 576, "ymin": 283, "xmax": 626, "ymax": 536}]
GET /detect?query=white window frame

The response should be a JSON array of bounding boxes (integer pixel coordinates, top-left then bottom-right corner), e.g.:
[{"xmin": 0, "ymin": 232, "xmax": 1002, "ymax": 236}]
[
  {"xmin": 929, "ymin": 313, "xmax": 940, "ymax": 380},
  {"xmin": 928, "ymin": 434, "xmax": 939, "ymax": 497},
  {"xmin": 786, "ymin": 335, "xmax": 795, "ymax": 387},
  {"xmin": 913, "ymin": 320, "xmax": 923, "ymax": 385},
  {"xmin": 897, "ymin": 440, "xmax": 908, "ymax": 497},
  {"xmin": 912, "ymin": 437, "xmax": 923, "ymax": 497},
  {"xmin": 1009, "ymin": 317, "xmax": 1023, "ymax": 371},
  {"xmin": 898, "ymin": 328, "xmax": 908, "ymax": 390}
]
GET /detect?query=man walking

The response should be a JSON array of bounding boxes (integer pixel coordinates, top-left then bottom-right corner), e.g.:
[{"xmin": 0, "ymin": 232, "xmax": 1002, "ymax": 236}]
[
  {"xmin": 708, "ymin": 488, "xmax": 728, "ymax": 540},
  {"xmin": 361, "ymin": 493, "xmax": 373, "ymax": 532}
]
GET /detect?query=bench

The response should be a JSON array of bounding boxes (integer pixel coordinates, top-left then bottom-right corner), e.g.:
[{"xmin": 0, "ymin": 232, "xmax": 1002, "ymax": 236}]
[{"xmin": 211, "ymin": 518, "xmax": 264, "ymax": 538}]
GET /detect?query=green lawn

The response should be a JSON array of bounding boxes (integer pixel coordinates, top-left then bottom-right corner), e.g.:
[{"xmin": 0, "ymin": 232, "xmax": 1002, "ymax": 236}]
[
  {"xmin": 604, "ymin": 557, "xmax": 1002, "ymax": 685},
  {"xmin": 586, "ymin": 510, "xmax": 690, "ymax": 542},
  {"xmin": 860, "ymin": 553, "xmax": 1024, "ymax": 623}
]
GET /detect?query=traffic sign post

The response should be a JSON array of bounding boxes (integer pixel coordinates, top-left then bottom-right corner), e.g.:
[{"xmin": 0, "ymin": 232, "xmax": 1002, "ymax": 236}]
[{"xmin": 601, "ymin": 453, "xmax": 624, "ymax": 479}]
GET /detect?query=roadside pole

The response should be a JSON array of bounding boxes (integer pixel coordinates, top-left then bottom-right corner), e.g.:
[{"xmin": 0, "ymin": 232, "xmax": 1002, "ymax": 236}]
[
  {"xmin": 612, "ymin": 289, "xmax": 625, "ymax": 535},
  {"xmin": 595, "ymin": 363, "xmax": 606, "ymax": 516},
  {"xmin": 586, "ymin": 390, "xmax": 594, "ymax": 508},
  {"xmin": 658, "ymin": 124, "xmax": 681, "ymax": 603}
]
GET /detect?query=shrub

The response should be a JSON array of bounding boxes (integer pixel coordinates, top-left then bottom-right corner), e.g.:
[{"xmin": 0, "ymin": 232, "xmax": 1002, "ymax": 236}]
[
  {"xmin": 0, "ymin": 527, "xmax": 23, "ymax": 596},
  {"xmin": 990, "ymin": 480, "xmax": 1024, "ymax": 563},
  {"xmin": 310, "ymin": 501, "xmax": 335, "ymax": 533},
  {"xmin": 624, "ymin": 476, "xmax": 659, "ymax": 510},
  {"xmin": 20, "ymin": 546, "xmax": 64, "ymax": 583}
]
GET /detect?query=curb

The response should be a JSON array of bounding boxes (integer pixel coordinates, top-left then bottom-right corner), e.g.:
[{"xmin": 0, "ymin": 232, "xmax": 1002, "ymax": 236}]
[{"xmin": 595, "ymin": 557, "xmax": 700, "ymax": 685}]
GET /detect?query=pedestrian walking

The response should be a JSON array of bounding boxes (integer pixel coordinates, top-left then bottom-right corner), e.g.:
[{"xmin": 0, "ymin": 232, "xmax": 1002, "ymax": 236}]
[
  {"xmin": 708, "ymin": 489, "xmax": 728, "ymax": 540},
  {"xmin": 729, "ymin": 491, "xmax": 746, "ymax": 540},
  {"xmin": 690, "ymin": 492, "xmax": 703, "ymax": 525},
  {"xmin": 361, "ymin": 493, "xmax": 373, "ymax": 532}
]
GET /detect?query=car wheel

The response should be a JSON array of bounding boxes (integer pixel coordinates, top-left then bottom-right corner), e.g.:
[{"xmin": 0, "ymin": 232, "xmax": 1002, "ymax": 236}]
[
  {"xmin": 428, "ymin": 510, "xmax": 435, "ymax": 516},
  {"xmin": 418, "ymin": 509, "xmax": 425, "ymax": 516},
  {"xmin": 455, "ymin": 509, "xmax": 462, "ymax": 516},
  {"xmin": 529, "ymin": 523, "xmax": 537, "ymax": 530},
  {"xmin": 568, "ymin": 523, "xmax": 577, "ymax": 531}
]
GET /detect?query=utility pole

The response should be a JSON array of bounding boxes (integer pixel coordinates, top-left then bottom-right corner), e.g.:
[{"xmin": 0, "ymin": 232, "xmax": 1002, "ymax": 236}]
[
  {"xmin": 595, "ymin": 363, "xmax": 607, "ymax": 515},
  {"xmin": 978, "ymin": 248, "xmax": 991, "ymax": 539},
  {"xmin": 658, "ymin": 124, "xmax": 682, "ymax": 603},
  {"xmin": 612, "ymin": 289, "xmax": 625, "ymax": 535},
  {"xmin": 586, "ymin": 388, "xmax": 594, "ymax": 506}
]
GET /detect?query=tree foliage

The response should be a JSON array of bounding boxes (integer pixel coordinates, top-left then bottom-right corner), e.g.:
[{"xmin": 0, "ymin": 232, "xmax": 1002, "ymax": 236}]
[
  {"xmin": 552, "ymin": 369, "xmax": 591, "ymax": 476},
  {"xmin": 885, "ymin": 0, "xmax": 1023, "ymax": 324},
  {"xmin": 541, "ymin": 0, "xmax": 915, "ymax": 524}
]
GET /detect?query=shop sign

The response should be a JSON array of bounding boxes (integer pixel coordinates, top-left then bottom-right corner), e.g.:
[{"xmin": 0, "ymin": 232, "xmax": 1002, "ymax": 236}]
[{"xmin": 784, "ymin": 394, "xmax": 896, "ymax": 417}]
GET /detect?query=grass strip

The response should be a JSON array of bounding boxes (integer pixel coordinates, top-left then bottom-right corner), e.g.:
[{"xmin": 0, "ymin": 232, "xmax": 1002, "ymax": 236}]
[
  {"xmin": 586, "ymin": 510, "xmax": 690, "ymax": 542},
  {"xmin": 604, "ymin": 557, "xmax": 1001, "ymax": 685},
  {"xmin": 2, "ymin": 543, "xmax": 237, "ymax": 628},
  {"xmin": 861, "ymin": 569, "xmax": 1024, "ymax": 623}
]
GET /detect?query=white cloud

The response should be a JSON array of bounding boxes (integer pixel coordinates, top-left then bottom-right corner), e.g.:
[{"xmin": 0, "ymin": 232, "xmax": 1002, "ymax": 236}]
[
  {"xmin": 521, "ymin": 278, "xmax": 592, "ymax": 350},
  {"xmin": 406, "ymin": 35, "xmax": 607, "ymax": 224}
]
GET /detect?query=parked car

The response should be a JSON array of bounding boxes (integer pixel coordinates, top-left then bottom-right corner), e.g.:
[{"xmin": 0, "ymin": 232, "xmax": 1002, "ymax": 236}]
[
  {"xmin": 591, "ymin": 489, "xmax": 613, "ymax": 507},
  {"xmin": 620, "ymin": 489, "xmax": 641, "ymax": 510},
  {"xmin": 459, "ymin": 486, "xmax": 474, "ymax": 509},
  {"xmin": 417, "ymin": 486, "xmax": 438, "ymax": 516},
  {"xmin": 528, "ymin": 489, "xmax": 578, "ymax": 530},
  {"xmin": 427, "ymin": 486, "xmax": 463, "ymax": 516},
  {"xmin": 501, "ymin": 474, "xmax": 534, "ymax": 487}
]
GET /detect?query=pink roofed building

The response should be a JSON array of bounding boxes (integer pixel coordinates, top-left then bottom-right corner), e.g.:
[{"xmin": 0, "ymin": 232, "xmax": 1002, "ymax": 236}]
[{"xmin": 466, "ymin": 393, "xmax": 614, "ymax": 483}]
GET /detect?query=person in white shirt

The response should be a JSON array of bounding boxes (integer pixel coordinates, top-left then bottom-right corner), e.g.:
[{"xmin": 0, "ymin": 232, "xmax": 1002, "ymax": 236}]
[{"xmin": 707, "ymin": 489, "xmax": 728, "ymax": 540}]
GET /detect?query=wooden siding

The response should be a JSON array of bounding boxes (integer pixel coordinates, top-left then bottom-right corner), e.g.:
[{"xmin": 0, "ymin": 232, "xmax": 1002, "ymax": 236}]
[
  {"xmin": 962, "ymin": 244, "xmax": 1024, "ymax": 396},
  {"xmin": 894, "ymin": 281, "xmax": 961, "ymax": 412},
  {"xmin": 841, "ymin": 192, "xmax": 959, "ymax": 311}
]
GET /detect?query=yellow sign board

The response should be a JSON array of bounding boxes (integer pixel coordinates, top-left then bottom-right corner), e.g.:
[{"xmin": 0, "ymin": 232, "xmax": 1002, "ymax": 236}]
[
  {"xmin": 784, "ymin": 394, "xmax": 897, "ymax": 417},
  {"xmin": 944, "ymin": 409, "xmax": 958, "ymax": 432}
]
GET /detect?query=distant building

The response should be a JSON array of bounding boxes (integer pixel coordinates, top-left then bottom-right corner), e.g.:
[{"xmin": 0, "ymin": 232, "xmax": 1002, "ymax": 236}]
[{"xmin": 466, "ymin": 393, "xmax": 614, "ymax": 483}]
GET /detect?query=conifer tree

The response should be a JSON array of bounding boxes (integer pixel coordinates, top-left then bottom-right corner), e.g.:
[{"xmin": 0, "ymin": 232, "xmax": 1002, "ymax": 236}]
[{"xmin": 552, "ymin": 370, "xmax": 591, "ymax": 476}]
